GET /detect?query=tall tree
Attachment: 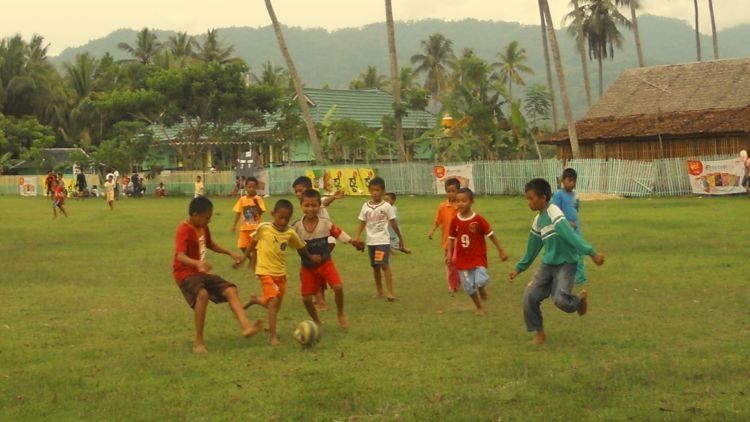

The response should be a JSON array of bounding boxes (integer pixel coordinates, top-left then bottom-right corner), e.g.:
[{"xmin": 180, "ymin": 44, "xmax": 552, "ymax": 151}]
[
  {"xmin": 708, "ymin": 0, "xmax": 719, "ymax": 59},
  {"xmin": 616, "ymin": 0, "xmax": 645, "ymax": 67},
  {"xmin": 385, "ymin": 0, "xmax": 407, "ymax": 161},
  {"xmin": 410, "ymin": 33, "xmax": 455, "ymax": 101},
  {"xmin": 349, "ymin": 65, "xmax": 388, "ymax": 90},
  {"xmin": 493, "ymin": 40, "xmax": 534, "ymax": 97},
  {"xmin": 568, "ymin": 0, "xmax": 593, "ymax": 106},
  {"xmin": 264, "ymin": 0, "xmax": 323, "ymax": 163},
  {"xmin": 167, "ymin": 32, "xmax": 198, "ymax": 66},
  {"xmin": 252, "ymin": 60, "xmax": 289, "ymax": 90},
  {"xmin": 538, "ymin": 1, "xmax": 559, "ymax": 130},
  {"xmin": 117, "ymin": 28, "xmax": 162, "ymax": 65},
  {"xmin": 196, "ymin": 29, "xmax": 236, "ymax": 63},
  {"xmin": 693, "ymin": 0, "xmax": 702, "ymax": 61},
  {"xmin": 541, "ymin": 0, "xmax": 581, "ymax": 158}
]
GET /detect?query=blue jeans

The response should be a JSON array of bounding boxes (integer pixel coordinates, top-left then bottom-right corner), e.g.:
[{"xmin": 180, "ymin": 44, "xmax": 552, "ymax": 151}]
[{"xmin": 522, "ymin": 263, "xmax": 580, "ymax": 332}]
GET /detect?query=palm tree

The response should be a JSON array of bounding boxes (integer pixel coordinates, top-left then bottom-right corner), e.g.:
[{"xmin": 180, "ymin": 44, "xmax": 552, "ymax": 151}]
[
  {"xmin": 708, "ymin": 0, "xmax": 719, "ymax": 59},
  {"xmin": 569, "ymin": 0, "xmax": 630, "ymax": 97},
  {"xmin": 493, "ymin": 41, "xmax": 534, "ymax": 97},
  {"xmin": 63, "ymin": 53, "xmax": 96, "ymax": 102},
  {"xmin": 117, "ymin": 28, "xmax": 162, "ymax": 65},
  {"xmin": 693, "ymin": 0, "xmax": 701, "ymax": 61},
  {"xmin": 410, "ymin": 33, "xmax": 455, "ymax": 101},
  {"xmin": 0, "ymin": 34, "xmax": 59, "ymax": 121},
  {"xmin": 263, "ymin": 0, "xmax": 323, "ymax": 163},
  {"xmin": 538, "ymin": 1, "xmax": 559, "ymax": 130},
  {"xmin": 252, "ymin": 60, "xmax": 289, "ymax": 90},
  {"xmin": 196, "ymin": 29, "xmax": 236, "ymax": 63},
  {"xmin": 349, "ymin": 66, "xmax": 388, "ymax": 90},
  {"xmin": 385, "ymin": 0, "xmax": 407, "ymax": 161},
  {"xmin": 615, "ymin": 0, "xmax": 645, "ymax": 67},
  {"xmin": 567, "ymin": 0, "xmax": 593, "ymax": 106},
  {"xmin": 167, "ymin": 32, "xmax": 198, "ymax": 65},
  {"xmin": 540, "ymin": 0, "xmax": 581, "ymax": 158}
]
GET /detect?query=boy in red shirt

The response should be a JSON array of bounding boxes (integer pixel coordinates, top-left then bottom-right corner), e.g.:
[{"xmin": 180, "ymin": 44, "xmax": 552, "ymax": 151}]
[
  {"xmin": 429, "ymin": 178, "xmax": 460, "ymax": 293},
  {"xmin": 52, "ymin": 178, "xmax": 68, "ymax": 218},
  {"xmin": 447, "ymin": 188, "xmax": 508, "ymax": 315},
  {"xmin": 173, "ymin": 196, "xmax": 263, "ymax": 353}
]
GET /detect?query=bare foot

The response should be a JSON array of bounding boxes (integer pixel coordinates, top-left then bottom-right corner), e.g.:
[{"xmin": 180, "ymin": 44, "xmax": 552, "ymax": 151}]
[
  {"xmin": 315, "ymin": 302, "xmax": 330, "ymax": 312},
  {"xmin": 192, "ymin": 344, "xmax": 208, "ymax": 354},
  {"xmin": 243, "ymin": 294, "xmax": 260, "ymax": 310},
  {"xmin": 475, "ymin": 307, "xmax": 486, "ymax": 316},
  {"xmin": 532, "ymin": 331, "xmax": 546, "ymax": 345},
  {"xmin": 386, "ymin": 296, "xmax": 397, "ymax": 302},
  {"xmin": 400, "ymin": 248, "xmax": 412, "ymax": 254},
  {"xmin": 338, "ymin": 314, "xmax": 349, "ymax": 329},
  {"xmin": 242, "ymin": 320, "xmax": 263, "ymax": 338},
  {"xmin": 269, "ymin": 337, "xmax": 280, "ymax": 347},
  {"xmin": 577, "ymin": 290, "xmax": 588, "ymax": 316},
  {"xmin": 479, "ymin": 289, "xmax": 489, "ymax": 302}
]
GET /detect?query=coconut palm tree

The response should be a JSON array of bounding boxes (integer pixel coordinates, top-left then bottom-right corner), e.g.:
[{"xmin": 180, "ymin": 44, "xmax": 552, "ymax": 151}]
[
  {"xmin": 538, "ymin": 1, "xmax": 559, "ymax": 130},
  {"xmin": 349, "ymin": 66, "xmax": 388, "ymax": 90},
  {"xmin": 567, "ymin": 0, "xmax": 593, "ymax": 106},
  {"xmin": 196, "ymin": 29, "xmax": 235, "ymax": 63},
  {"xmin": 252, "ymin": 60, "xmax": 289, "ymax": 90},
  {"xmin": 263, "ymin": 0, "xmax": 323, "ymax": 163},
  {"xmin": 385, "ymin": 0, "xmax": 407, "ymax": 161},
  {"xmin": 568, "ymin": 0, "xmax": 630, "ymax": 97},
  {"xmin": 410, "ymin": 33, "xmax": 455, "ymax": 101},
  {"xmin": 614, "ymin": 0, "xmax": 645, "ymax": 67},
  {"xmin": 540, "ymin": 0, "xmax": 581, "ymax": 158},
  {"xmin": 493, "ymin": 41, "xmax": 534, "ymax": 98},
  {"xmin": 167, "ymin": 32, "xmax": 198, "ymax": 65},
  {"xmin": 117, "ymin": 28, "xmax": 162, "ymax": 65},
  {"xmin": 0, "ymin": 34, "xmax": 59, "ymax": 121},
  {"xmin": 708, "ymin": 0, "xmax": 719, "ymax": 59},
  {"xmin": 693, "ymin": 0, "xmax": 702, "ymax": 61}
]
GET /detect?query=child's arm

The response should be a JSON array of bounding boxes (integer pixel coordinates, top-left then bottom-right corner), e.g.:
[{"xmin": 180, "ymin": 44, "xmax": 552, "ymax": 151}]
[
  {"xmin": 509, "ymin": 232, "xmax": 543, "ymax": 282},
  {"xmin": 331, "ymin": 224, "xmax": 364, "ymax": 250},
  {"xmin": 233, "ymin": 238, "xmax": 258, "ymax": 268},
  {"xmin": 322, "ymin": 190, "xmax": 344, "ymax": 207},
  {"xmin": 298, "ymin": 246, "xmax": 322, "ymax": 265},
  {"xmin": 428, "ymin": 207, "xmax": 442, "ymax": 239},
  {"xmin": 176, "ymin": 252, "xmax": 212, "ymax": 274},
  {"xmin": 488, "ymin": 233, "xmax": 508, "ymax": 262},
  {"xmin": 231, "ymin": 212, "xmax": 241, "ymax": 233},
  {"xmin": 353, "ymin": 220, "xmax": 366, "ymax": 242},
  {"xmin": 446, "ymin": 237, "xmax": 455, "ymax": 265},
  {"xmin": 555, "ymin": 220, "xmax": 605, "ymax": 265},
  {"xmin": 208, "ymin": 239, "xmax": 242, "ymax": 264}
]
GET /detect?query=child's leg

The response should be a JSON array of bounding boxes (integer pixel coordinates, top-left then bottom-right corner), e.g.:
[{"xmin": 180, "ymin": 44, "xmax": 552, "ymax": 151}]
[
  {"xmin": 223, "ymin": 287, "xmax": 263, "ymax": 337},
  {"xmin": 522, "ymin": 264, "xmax": 555, "ymax": 334},
  {"xmin": 267, "ymin": 297, "xmax": 281, "ymax": 346},
  {"xmin": 59, "ymin": 205, "xmax": 68, "ymax": 217},
  {"xmin": 193, "ymin": 288, "xmax": 210, "ymax": 353},
  {"xmin": 302, "ymin": 295, "xmax": 321, "ymax": 325},
  {"xmin": 382, "ymin": 265, "xmax": 395, "ymax": 300},
  {"xmin": 314, "ymin": 290, "xmax": 328, "ymax": 310},
  {"xmin": 332, "ymin": 285, "xmax": 347, "ymax": 328},
  {"xmin": 373, "ymin": 267, "xmax": 384, "ymax": 298},
  {"xmin": 550, "ymin": 263, "xmax": 582, "ymax": 313},
  {"xmin": 52, "ymin": 204, "xmax": 57, "ymax": 218}
]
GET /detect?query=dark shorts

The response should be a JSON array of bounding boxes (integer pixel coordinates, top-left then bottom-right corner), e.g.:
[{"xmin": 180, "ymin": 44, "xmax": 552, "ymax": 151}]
[
  {"xmin": 742, "ymin": 176, "xmax": 750, "ymax": 188},
  {"xmin": 368, "ymin": 245, "xmax": 391, "ymax": 268},
  {"xmin": 179, "ymin": 274, "xmax": 236, "ymax": 309},
  {"xmin": 53, "ymin": 200, "xmax": 64, "ymax": 208}
]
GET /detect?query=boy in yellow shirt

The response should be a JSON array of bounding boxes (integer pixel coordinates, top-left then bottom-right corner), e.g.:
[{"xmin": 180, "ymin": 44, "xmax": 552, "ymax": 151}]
[
  {"xmin": 238, "ymin": 199, "xmax": 321, "ymax": 346},
  {"xmin": 231, "ymin": 177, "xmax": 266, "ymax": 269}
]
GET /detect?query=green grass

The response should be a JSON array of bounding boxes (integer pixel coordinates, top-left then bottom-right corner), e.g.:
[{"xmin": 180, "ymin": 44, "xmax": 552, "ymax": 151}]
[{"xmin": 1, "ymin": 194, "xmax": 748, "ymax": 420}]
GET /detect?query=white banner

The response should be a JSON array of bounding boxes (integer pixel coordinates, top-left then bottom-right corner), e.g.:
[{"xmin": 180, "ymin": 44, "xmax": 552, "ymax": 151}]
[
  {"xmin": 687, "ymin": 158, "xmax": 745, "ymax": 195},
  {"xmin": 434, "ymin": 164, "xmax": 474, "ymax": 194},
  {"xmin": 255, "ymin": 169, "xmax": 269, "ymax": 196},
  {"xmin": 18, "ymin": 176, "xmax": 38, "ymax": 196}
]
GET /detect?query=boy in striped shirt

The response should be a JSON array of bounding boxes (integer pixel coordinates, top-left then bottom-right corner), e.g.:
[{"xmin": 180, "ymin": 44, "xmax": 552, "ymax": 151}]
[{"xmin": 510, "ymin": 178, "xmax": 605, "ymax": 345}]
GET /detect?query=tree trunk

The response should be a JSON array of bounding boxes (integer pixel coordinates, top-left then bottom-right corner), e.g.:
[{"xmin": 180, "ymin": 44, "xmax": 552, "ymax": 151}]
[
  {"xmin": 630, "ymin": 3, "xmax": 645, "ymax": 67},
  {"xmin": 538, "ymin": 0, "xmax": 559, "ymax": 130},
  {"xmin": 598, "ymin": 57, "xmax": 604, "ymax": 97},
  {"xmin": 541, "ymin": 0, "xmax": 581, "ymax": 158},
  {"xmin": 264, "ymin": 0, "xmax": 323, "ymax": 164},
  {"xmin": 708, "ymin": 0, "xmax": 719, "ymax": 59},
  {"xmin": 694, "ymin": 0, "xmax": 702, "ymax": 62},
  {"xmin": 572, "ymin": 0, "xmax": 592, "ymax": 106},
  {"xmin": 385, "ymin": 0, "xmax": 407, "ymax": 162}
]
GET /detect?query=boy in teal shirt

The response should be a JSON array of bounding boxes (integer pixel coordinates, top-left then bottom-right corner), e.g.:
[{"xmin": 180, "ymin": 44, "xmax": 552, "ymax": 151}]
[
  {"xmin": 551, "ymin": 168, "xmax": 586, "ymax": 284},
  {"xmin": 510, "ymin": 178, "xmax": 605, "ymax": 345}
]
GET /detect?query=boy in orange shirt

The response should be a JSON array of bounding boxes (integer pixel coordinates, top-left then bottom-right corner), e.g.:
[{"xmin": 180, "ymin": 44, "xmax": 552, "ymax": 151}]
[
  {"xmin": 231, "ymin": 177, "xmax": 266, "ymax": 269},
  {"xmin": 428, "ymin": 178, "xmax": 460, "ymax": 293}
]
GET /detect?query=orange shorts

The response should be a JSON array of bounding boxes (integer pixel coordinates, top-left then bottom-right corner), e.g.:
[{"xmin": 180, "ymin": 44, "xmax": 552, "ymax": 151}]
[
  {"xmin": 237, "ymin": 229, "xmax": 258, "ymax": 249},
  {"xmin": 300, "ymin": 260, "xmax": 341, "ymax": 297},
  {"xmin": 258, "ymin": 275, "xmax": 287, "ymax": 304}
]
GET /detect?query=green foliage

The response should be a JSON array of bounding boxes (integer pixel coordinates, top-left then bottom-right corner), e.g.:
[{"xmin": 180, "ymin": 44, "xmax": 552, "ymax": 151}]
[
  {"xmin": 0, "ymin": 113, "xmax": 55, "ymax": 161},
  {"xmin": 90, "ymin": 121, "xmax": 154, "ymax": 172}
]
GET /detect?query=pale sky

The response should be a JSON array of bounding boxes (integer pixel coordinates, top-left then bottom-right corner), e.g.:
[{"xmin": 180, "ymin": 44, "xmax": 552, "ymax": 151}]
[{"xmin": 4, "ymin": 0, "xmax": 747, "ymax": 55}]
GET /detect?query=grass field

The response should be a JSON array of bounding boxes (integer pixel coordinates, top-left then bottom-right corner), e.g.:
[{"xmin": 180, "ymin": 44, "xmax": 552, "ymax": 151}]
[{"xmin": 1, "ymin": 194, "xmax": 748, "ymax": 420}]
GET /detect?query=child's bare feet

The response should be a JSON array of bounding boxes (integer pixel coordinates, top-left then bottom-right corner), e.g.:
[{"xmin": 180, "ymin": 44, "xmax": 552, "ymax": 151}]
[
  {"xmin": 192, "ymin": 343, "xmax": 208, "ymax": 354},
  {"xmin": 577, "ymin": 290, "xmax": 588, "ymax": 316},
  {"xmin": 479, "ymin": 289, "xmax": 489, "ymax": 302},
  {"xmin": 315, "ymin": 302, "xmax": 330, "ymax": 312},
  {"xmin": 386, "ymin": 296, "xmax": 397, "ymax": 302},
  {"xmin": 338, "ymin": 314, "xmax": 349, "ymax": 329},
  {"xmin": 269, "ymin": 337, "xmax": 280, "ymax": 347},
  {"xmin": 532, "ymin": 330, "xmax": 546, "ymax": 345},
  {"xmin": 243, "ymin": 294, "xmax": 260, "ymax": 309},
  {"xmin": 475, "ymin": 307, "xmax": 486, "ymax": 316},
  {"xmin": 243, "ymin": 320, "xmax": 263, "ymax": 338}
]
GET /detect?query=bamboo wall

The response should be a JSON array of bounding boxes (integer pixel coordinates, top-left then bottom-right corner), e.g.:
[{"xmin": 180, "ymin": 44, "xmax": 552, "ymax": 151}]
[{"xmin": 555, "ymin": 135, "xmax": 750, "ymax": 161}]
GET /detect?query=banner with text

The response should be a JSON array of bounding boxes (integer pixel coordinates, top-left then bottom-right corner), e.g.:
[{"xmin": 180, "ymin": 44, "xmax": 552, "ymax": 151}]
[
  {"xmin": 434, "ymin": 164, "xmax": 474, "ymax": 194},
  {"xmin": 687, "ymin": 158, "xmax": 745, "ymax": 195},
  {"xmin": 305, "ymin": 168, "xmax": 375, "ymax": 196}
]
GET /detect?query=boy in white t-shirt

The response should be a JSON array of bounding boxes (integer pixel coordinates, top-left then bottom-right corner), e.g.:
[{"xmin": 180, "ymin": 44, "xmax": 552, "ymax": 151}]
[{"xmin": 354, "ymin": 177, "xmax": 406, "ymax": 301}]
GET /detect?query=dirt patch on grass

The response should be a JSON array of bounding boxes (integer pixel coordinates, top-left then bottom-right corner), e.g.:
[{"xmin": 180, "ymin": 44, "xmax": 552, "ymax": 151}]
[{"xmin": 578, "ymin": 193, "xmax": 624, "ymax": 201}]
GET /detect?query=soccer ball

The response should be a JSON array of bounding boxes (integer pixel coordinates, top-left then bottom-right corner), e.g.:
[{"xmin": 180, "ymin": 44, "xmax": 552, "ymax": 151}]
[{"xmin": 294, "ymin": 320, "xmax": 320, "ymax": 347}]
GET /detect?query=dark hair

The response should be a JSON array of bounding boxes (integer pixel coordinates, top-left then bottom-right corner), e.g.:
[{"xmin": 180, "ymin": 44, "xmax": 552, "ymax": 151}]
[
  {"xmin": 369, "ymin": 177, "xmax": 385, "ymax": 190},
  {"xmin": 301, "ymin": 189, "xmax": 321, "ymax": 203},
  {"xmin": 525, "ymin": 178, "xmax": 552, "ymax": 201},
  {"xmin": 445, "ymin": 178, "xmax": 461, "ymax": 190},
  {"xmin": 246, "ymin": 176, "xmax": 258, "ymax": 185},
  {"xmin": 562, "ymin": 168, "xmax": 577, "ymax": 181},
  {"xmin": 196, "ymin": 175, "xmax": 202, "ymax": 180},
  {"xmin": 457, "ymin": 187, "xmax": 474, "ymax": 200},
  {"xmin": 385, "ymin": 192, "xmax": 396, "ymax": 201},
  {"xmin": 292, "ymin": 176, "xmax": 313, "ymax": 189},
  {"xmin": 189, "ymin": 196, "xmax": 213, "ymax": 215},
  {"xmin": 274, "ymin": 199, "xmax": 294, "ymax": 213}
]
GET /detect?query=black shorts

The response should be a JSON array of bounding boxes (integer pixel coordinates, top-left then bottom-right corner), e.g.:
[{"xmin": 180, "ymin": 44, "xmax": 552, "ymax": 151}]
[
  {"xmin": 742, "ymin": 176, "xmax": 750, "ymax": 188},
  {"xmin": 368, "ymin": 245, "xmax": 391, "ymax": 268},
  {"xmin": 179, "ymin": 274, "xmax": 236, "ymax": 308}
]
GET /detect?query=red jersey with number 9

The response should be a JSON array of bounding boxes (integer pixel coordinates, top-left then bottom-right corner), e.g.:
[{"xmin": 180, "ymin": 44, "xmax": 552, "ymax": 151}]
[{"xmin": 448, "ymin": 212, "xmax": 494, "ymax": 270}]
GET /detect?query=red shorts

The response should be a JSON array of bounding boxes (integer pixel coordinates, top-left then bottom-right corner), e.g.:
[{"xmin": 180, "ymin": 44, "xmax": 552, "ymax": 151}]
[{"xmin": 300, "ymin": 260, "xmax": 342, "ymax": 297}]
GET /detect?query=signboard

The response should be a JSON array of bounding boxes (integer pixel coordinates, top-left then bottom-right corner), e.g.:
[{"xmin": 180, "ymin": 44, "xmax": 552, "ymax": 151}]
[
  {"xmin": 19, "ymin": 176, "xmax": 38, "ymax": 196},
  {"xmin": 687, "ymin": 158, "xmax": 745, "ymax": 195},
  {"xmin": 434, "ymin": 164, "xmax": 474, "ymax": 194},
  {"xmin": 304, "ymin": 168, "xmax": 375, "ymax": 196}
]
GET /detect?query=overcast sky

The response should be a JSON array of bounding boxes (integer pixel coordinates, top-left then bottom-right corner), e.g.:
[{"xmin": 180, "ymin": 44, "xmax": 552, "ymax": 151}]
[{"xmin": 4, "ymin": 0, "xmax": 747, "ymax": 55}]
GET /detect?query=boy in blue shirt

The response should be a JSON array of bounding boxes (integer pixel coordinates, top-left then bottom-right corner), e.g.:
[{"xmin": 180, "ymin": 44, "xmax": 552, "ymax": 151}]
[{"xmin": 551, "ymin": 168, "xmax": 586, "ymax": 285}]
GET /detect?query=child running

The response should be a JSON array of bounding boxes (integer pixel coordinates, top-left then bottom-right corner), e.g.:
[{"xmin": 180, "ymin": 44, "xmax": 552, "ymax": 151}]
[
  {"xmin": 292, "ymin": 189, "xmax": 364, "ymax": 328},
  {"xmin": 231, "ymin": 177, "xmax": 266, "ymax": 269},
  {"xmin": 447, "ymin": 188, "xmax": 508, "ymax": 315},
  {"xmin": 551, "ymin": 168, "xmax": 586, "ymax": 285},
  {"xmin": 384, "ymin": 192, "xmax": 411, "ymax": 254},
  {"xmin": 354, "ymin": 177, "xmax": 406, "ymax": 301},
  {"xmin": 509, "ymin": 178, "xmax": 605, "ymax": 345},
  {"xmin": 239, "ymin": 200, "xmax": 322, "ymax": 346},
  {"xmin": 104, "ymin": 174, "xmax": 115, "ymax": 211},
  {"xmin": 172, "ymin": 196, "xmax": 263, "ymax": 354},
  {"xmin": 194, "ymin": 175, "xmax": 205, "ymax": 198},
  {"xmin": 428, "ymin": 178, "xmax": 461, "ymax": 294},
  {"xmin": 52, "ymin": 178, "xmax": 68, "ymax": 218}
]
